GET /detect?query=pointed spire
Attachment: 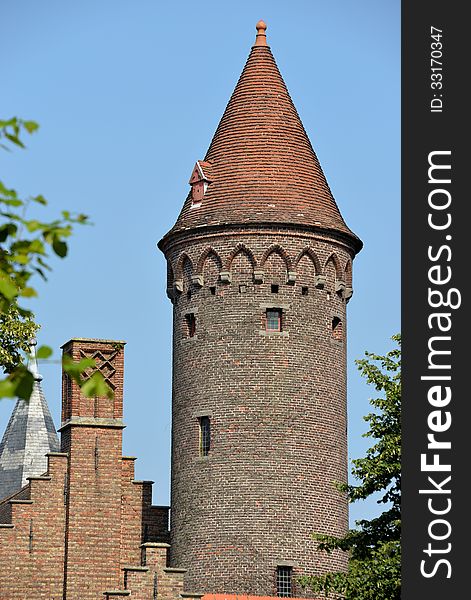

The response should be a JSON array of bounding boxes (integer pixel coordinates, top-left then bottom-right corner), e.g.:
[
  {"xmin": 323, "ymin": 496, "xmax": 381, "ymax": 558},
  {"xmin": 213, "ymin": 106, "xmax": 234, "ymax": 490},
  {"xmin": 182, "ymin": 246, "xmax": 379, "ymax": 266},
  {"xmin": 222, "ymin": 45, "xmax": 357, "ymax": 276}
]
[
  {"xmin": 165, "ymin": 22, "xmax": 361, "ymax": 252},
  {"xmin": 0, "ymin": 340, "xmax": 60, "ymax": 500}
]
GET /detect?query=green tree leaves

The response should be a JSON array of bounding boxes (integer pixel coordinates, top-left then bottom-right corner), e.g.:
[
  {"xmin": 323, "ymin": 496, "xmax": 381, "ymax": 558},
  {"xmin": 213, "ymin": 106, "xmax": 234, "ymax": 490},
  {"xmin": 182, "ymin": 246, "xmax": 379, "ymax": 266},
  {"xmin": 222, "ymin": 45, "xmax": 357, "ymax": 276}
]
[
  {"xmin": 0, "ymin": 304, "xmax": 39, "ymax": 373},
  {"xmin": 1, "ymin": 117, "xmax": 111, "ymax": 400},
  {"xmin": 300, "ymin": 334, "xmax": 401, "ymax": 600}
]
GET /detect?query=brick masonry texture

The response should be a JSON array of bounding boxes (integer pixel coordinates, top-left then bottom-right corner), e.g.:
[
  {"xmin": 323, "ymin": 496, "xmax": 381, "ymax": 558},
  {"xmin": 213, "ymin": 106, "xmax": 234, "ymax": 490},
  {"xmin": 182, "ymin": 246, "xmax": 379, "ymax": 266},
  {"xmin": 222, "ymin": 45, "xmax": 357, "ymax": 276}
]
[
  {"xmin": 160, "ymin": 227, "xmax": 356, "ymax": 596},
  {"xmin": 0, "ymin": 340, "xmax": 191, "ymax": 600}
]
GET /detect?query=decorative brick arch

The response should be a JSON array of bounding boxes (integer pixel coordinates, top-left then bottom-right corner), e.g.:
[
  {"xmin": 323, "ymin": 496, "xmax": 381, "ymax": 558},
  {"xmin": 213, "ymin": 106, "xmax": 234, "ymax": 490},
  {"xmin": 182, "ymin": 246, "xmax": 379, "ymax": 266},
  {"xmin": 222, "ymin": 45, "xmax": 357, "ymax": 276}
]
[
  {"xmin": 294, "ymin": 247, "xmax": 322, "ymax": 275},
  {"xmin": 196, "ymin": 247, "xmax": 223, "ymax": 275},
  {"xmin": 225, "ymin": 243, "xmax": 257, "ymax": 271},
  {"xmin": 175, "ymin": 252, "xmax": 194, "ymax": 280},
  {"xmin": 323, "ymin": 252, "xmax": 343, "ymax": 280},
  {"xmin": 260, "ymin": 244, "xmax": 293, "ymax": 271},
  {"xmin": 344, "ymin": 259, "xmax": 353, "ymax": 287}
]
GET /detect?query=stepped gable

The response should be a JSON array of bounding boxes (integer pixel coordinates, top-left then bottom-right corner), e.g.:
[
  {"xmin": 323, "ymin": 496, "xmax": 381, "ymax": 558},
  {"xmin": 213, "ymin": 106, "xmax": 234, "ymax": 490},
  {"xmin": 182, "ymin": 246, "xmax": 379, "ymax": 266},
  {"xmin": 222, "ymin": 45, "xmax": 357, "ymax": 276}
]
[
  {"xmin": 0, "ymin": 338, "xmax": 194, "ymax": 600},
  {"xmin": 0, "ymin": 340, "xmax": 60, "ymax": 501},
  {"xmin": 166, "ymin": 21, "xmax": 361, "ymax": 252}
]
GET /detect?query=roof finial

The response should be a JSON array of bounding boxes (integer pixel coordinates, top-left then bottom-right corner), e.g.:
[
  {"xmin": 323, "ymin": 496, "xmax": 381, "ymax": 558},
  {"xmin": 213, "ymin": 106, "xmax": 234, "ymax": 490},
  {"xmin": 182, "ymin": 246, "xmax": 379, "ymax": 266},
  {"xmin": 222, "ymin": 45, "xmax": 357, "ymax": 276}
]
[
  {"xmin": 254, "ymin": 20, "xmax": 267, "ymax": 47},
  {"xmin": 28, "ymin": 338, "xmax": 43, "ymax": 382}
]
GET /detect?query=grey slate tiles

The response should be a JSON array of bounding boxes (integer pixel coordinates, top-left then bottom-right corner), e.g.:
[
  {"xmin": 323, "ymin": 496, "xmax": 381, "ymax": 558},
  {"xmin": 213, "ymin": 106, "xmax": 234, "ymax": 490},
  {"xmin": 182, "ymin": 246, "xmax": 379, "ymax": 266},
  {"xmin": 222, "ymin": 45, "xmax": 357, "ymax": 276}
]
[{"xmin": 0, "ymin": 341, "xmax": 60, "ymax": 500}]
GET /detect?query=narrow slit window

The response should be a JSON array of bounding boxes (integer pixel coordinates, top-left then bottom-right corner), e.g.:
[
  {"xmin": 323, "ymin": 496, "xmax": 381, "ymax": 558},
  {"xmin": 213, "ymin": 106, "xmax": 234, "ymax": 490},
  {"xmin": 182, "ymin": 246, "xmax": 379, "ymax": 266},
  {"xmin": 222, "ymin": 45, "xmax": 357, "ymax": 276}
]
[
  {"xmin": 332, "ymin": 317, "xmax": 343, "ymax": 341},
  {"xmin": 266, "ymin": 309, "xmax": 282, "ymax": 332},
  {"xmin": 199, "ymin": 416, "xmax": 211, "ymax": 456},
  {"xmin": 210, "ymin": 286, "xmax": 216, "ymax": 296},
  {"xmin": 301, "ymin": 286, "xmax": 309, "ymax": 296},
  {"xmin": 185, "ymin": 313, "xmax": 196, "ymax": 337},
  {"xmin": 276, "ymin": 566, "xmax": 292, "ymax": 597}
]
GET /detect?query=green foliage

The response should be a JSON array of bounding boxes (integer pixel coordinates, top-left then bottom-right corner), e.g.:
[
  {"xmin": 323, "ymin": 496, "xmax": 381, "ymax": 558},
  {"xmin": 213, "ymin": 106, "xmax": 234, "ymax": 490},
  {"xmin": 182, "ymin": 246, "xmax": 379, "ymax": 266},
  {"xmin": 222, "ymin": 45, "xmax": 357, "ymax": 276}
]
[
  {"xmin": 300, "ymin": 334, "xmax": 401, "ymax": 600},
  {"xmin": 0, "ymin": 364, "xmax": 34, "ymax": 400},
  {"xmin": 303, "ymin": 540, "xmax": 400, "ymax": 600},
  {"xmin": 0, "ymin": 118, "xmax": 88, "ymax": 315},
  {"xmin": 0, "ymin": 117, "xmax": 111, "ymax": 400},
  {"xmin": 0, "ymin": 303, "xmax": 39, "ymax": 372}
]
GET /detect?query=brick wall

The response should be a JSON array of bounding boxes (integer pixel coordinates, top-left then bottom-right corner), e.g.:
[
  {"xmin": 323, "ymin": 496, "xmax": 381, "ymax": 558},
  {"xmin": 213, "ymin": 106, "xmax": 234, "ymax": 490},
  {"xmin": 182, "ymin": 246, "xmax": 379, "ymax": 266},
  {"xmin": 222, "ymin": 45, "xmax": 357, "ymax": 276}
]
[
  {"xmin": 161, "ymin": 225, "xmax": 355, "ymax": 595},
  {"xmin": 0, "ymin": 452, "xmax": 68, "ymax": 599},
  {"xmin": 0, "ymin": 339, "xmax": 177, "ymax": 600}
]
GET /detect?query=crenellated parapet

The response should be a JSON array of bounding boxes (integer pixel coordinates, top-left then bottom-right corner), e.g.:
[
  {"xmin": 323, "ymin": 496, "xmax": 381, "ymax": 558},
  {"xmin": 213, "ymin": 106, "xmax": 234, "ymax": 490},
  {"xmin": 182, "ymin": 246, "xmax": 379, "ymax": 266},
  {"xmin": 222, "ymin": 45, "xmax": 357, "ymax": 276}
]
[{"xmin": 165, "ymin": 235, "xmax": 354, "ymax": 305}]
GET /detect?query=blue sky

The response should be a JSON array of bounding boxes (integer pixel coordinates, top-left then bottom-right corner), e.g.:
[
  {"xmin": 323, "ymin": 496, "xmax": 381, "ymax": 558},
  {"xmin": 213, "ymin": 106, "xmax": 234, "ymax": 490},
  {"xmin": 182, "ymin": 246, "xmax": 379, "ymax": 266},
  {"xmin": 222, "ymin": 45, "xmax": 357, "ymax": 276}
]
[{"xmin": 1, "ymin": 0, "xmax": 400, "ymax": 525}]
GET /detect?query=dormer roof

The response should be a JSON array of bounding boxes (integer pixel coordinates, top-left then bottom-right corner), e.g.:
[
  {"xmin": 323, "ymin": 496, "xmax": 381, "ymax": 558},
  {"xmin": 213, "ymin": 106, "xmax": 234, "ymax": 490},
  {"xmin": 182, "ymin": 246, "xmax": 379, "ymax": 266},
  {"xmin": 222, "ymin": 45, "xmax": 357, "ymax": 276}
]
[{"xmin": 189, "ymin": 161, "xmax": 213, "ymax": 185}]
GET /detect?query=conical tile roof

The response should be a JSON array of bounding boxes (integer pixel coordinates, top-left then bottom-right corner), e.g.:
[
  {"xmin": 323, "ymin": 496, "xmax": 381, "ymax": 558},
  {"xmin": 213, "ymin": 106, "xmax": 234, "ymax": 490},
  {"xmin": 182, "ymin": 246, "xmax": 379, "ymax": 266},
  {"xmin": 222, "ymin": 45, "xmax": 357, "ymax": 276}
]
[
  {"xmin": 0, "ymin": 341, "xmax": 60, "ymax": 500},
  {"xmin": 166, "ymin": 21, "xmax": 361, "ymax": 251}
]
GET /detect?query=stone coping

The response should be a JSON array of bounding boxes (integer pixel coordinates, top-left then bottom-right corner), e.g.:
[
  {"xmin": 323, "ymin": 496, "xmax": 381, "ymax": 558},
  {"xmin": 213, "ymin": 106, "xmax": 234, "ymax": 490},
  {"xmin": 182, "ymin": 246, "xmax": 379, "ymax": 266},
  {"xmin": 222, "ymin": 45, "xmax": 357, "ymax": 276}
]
[
  {"xmin": 59, "ymin": 418, "xmax": 125, "ymax": 431},
  {"xmin": 163, "ymin": 567, "xmax": 187, "ymax": 574},
  {"xmin": 122, "ymin": 565, "xmax": 149, "ymax": 572},
  {"xmin": 131, "ymin": 479, "xmax": 155, "ymax": 485},
  {"xmin": 141, "ymin": 542, "xmax": 170, "ymax": 548},
  {"xmin": 62, "ymin": 338, "xmax": 126, "ymax": 348}
]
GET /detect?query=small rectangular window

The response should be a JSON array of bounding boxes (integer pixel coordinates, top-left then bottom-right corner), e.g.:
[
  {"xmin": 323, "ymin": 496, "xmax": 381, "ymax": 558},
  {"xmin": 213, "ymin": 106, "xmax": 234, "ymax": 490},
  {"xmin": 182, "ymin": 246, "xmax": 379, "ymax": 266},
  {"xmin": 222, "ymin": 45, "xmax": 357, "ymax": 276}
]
[
  {"xmin": 301, "ymin": 286, "xmax": 309, "ymax": 296},
  {"xmin": 271, "ymin": 284, "xmax": 279, "ymax": 293},
  {"xmin": 266, "ymin": 309, "xmax": 282, "ymax": 332},
  {"xmin": 185, "ymin": 313, "xmax": 196, "ymax": 337},
  {"xmin": 276, "ymin": 566, "xmax": 292, "ymax": 597},
  {"xmin": 199, "ymin": 416, "xmax": 211, "ymax": 456},
  {"xmin": 210, "ymin": 286, "xmax": 216, "ymax": 295}
]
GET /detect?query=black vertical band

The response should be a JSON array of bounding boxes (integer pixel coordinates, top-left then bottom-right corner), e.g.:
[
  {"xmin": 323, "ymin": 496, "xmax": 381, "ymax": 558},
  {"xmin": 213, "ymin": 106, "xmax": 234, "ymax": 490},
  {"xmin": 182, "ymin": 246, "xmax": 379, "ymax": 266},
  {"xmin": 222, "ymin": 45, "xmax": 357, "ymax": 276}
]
[{"xmin": 402, "ymin": 2, "xmax": 468, "ymax": 597}]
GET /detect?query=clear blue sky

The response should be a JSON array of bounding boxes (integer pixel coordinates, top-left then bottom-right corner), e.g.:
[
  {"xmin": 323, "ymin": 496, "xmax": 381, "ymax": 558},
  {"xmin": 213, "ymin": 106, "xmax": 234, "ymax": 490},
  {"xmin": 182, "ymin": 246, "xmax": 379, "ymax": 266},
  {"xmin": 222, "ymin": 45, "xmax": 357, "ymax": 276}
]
[{"xmin": 1, "ymin": 0, "xmax": 400, "ymax": 526}]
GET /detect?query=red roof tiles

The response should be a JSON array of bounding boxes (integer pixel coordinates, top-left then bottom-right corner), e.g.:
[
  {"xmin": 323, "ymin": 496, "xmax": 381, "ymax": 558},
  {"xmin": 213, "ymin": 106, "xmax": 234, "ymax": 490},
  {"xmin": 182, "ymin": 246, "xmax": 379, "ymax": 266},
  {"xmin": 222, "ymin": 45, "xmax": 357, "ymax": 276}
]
[{"xmin": 166, "ymin": 29, "xmax": 361, "ymax": 252}]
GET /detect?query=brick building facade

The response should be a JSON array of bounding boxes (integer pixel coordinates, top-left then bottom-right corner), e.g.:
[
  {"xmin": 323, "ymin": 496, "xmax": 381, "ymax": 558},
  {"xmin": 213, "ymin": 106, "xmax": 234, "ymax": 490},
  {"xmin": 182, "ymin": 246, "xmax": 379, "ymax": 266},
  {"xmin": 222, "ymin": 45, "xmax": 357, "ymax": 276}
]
[
  {"xmin": 0, "ymin": 21, "xmax": 361, "ymax": 600},
  {"xmin": 0, "ymin": 339, "xmax": 192, "ymax": 600}
]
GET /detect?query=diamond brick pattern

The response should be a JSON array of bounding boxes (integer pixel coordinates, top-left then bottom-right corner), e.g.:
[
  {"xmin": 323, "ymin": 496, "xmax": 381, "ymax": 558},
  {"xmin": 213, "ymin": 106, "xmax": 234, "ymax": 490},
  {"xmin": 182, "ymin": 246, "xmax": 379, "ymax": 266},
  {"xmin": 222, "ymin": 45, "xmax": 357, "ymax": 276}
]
[{"xmin": 80, "ymin": 348, "xmax": 118, "ymax": 389}]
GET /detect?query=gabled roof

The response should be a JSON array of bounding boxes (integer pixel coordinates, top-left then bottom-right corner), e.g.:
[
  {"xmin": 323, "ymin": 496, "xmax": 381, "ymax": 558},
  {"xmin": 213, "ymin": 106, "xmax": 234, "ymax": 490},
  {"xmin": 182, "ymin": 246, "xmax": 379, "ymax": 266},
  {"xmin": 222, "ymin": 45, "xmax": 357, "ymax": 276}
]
[
  {"xmin": 189, "ymin": 161, "xmax": 213, "ymax": 185},
  {"xmin": 0, "ymin": 341, "xmax": 60, "ymax": 500},
  {"xmin": 164, "ymin": 21, "xmax": 361, "ymax": 252}
]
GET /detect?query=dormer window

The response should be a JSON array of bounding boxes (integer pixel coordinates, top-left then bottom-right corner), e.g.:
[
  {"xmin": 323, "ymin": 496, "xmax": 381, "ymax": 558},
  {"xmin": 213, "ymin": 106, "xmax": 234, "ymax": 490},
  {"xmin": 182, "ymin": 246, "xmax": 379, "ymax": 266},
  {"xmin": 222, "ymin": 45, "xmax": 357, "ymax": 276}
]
[{"xmin": 189, "ymin": 160, "xmax": 212, "ymax": 205}]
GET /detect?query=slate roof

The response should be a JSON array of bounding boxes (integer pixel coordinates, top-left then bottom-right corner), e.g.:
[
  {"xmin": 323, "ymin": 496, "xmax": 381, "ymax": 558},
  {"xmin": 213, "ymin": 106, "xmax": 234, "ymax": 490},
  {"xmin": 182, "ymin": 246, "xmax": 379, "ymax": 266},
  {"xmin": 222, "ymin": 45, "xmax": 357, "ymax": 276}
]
[
  {"xmin": 0, "ymin": 342, "xmax": 60, "ymax": 500},
  {"xmin": 164, "ymin": 21, "xmax": 361, "ymax": 252}
]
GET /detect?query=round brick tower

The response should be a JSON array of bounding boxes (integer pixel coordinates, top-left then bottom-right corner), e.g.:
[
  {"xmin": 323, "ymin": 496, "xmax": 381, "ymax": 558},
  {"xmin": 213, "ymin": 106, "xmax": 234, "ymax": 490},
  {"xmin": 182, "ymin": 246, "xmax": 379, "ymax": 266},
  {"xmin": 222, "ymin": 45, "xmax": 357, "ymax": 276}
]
[{"xmin": 158, "ymin": 21, "xmax": 362, "ymax": 597}]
